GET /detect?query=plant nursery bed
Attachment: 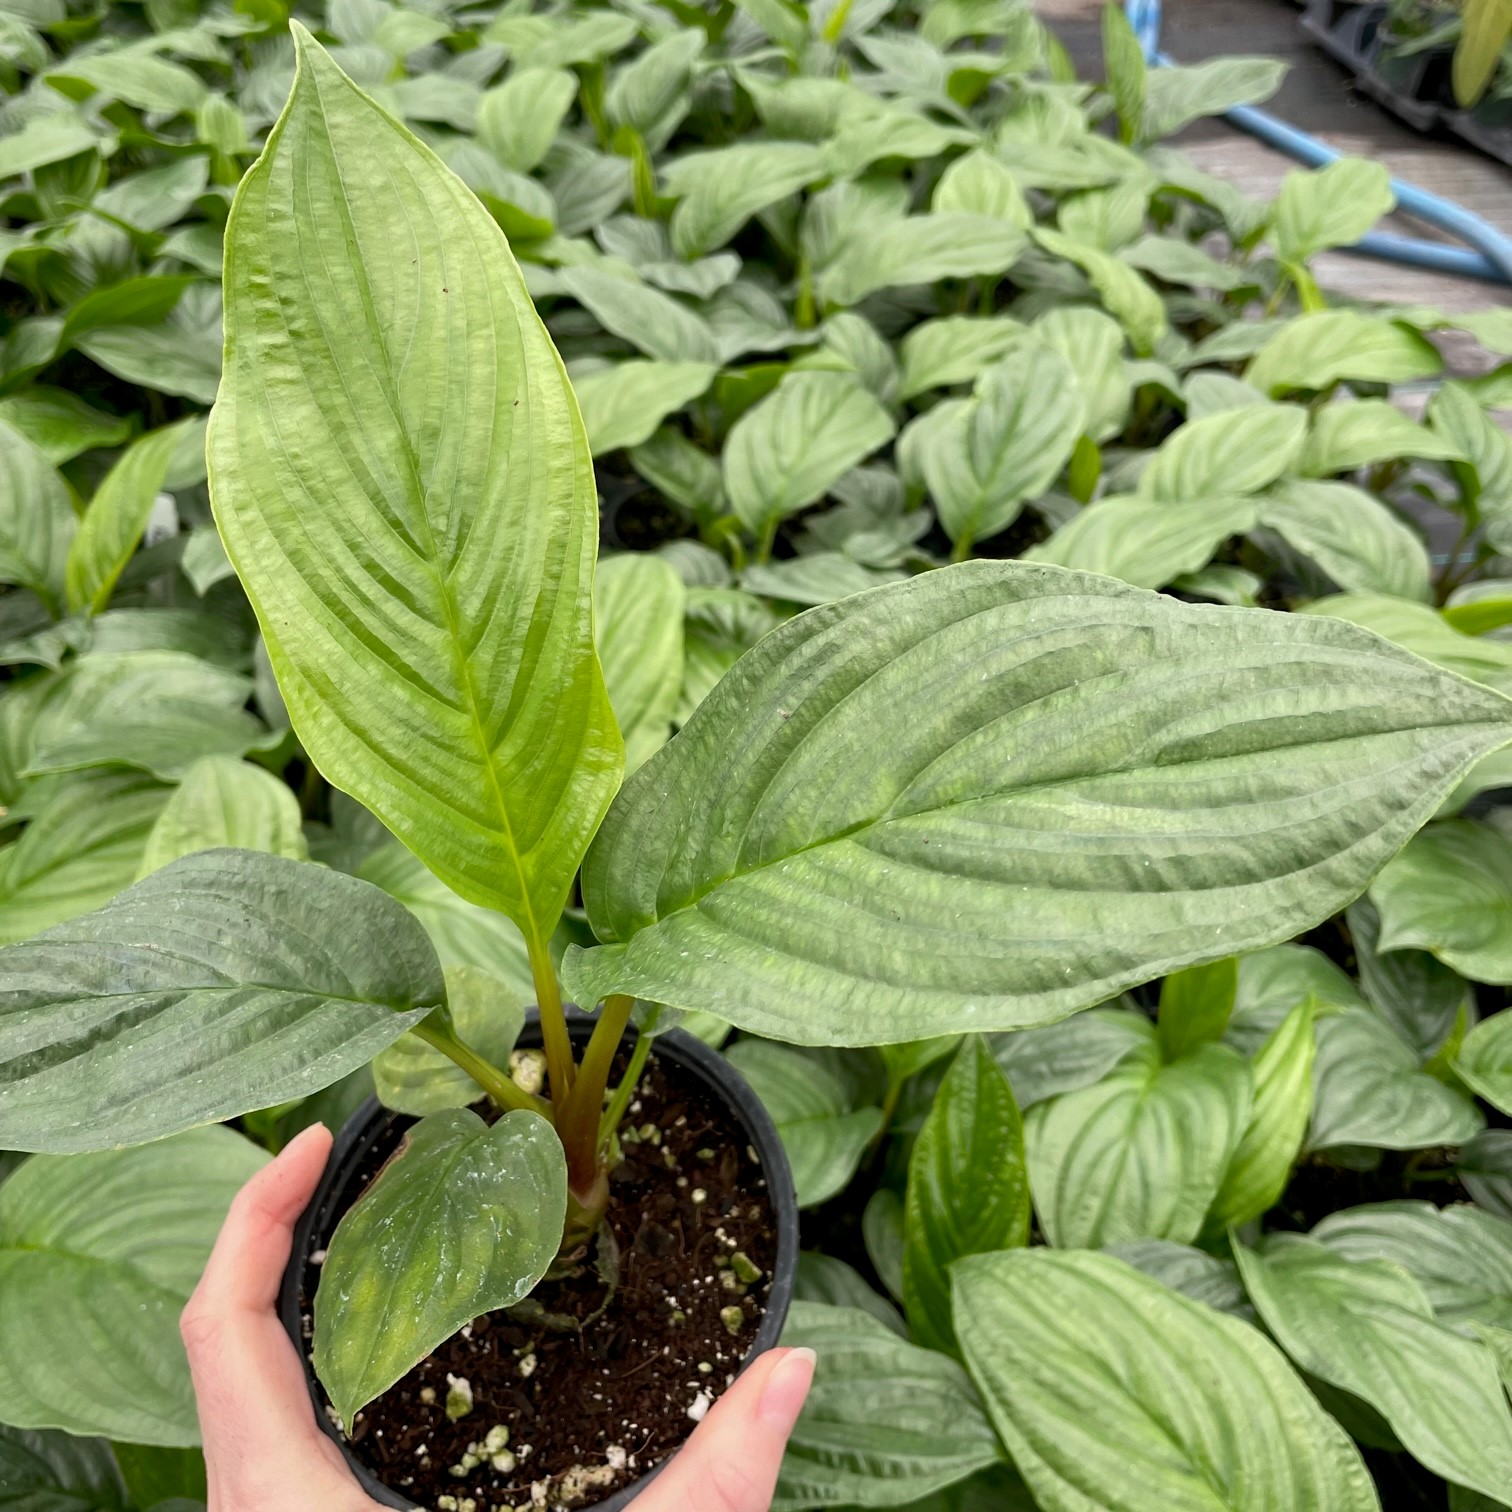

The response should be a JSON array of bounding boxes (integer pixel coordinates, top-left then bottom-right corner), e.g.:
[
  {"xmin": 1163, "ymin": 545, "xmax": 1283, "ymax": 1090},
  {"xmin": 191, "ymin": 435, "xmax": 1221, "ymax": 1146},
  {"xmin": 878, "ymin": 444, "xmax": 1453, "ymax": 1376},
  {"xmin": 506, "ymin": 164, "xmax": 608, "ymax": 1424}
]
[{"xmin": 291, "ymin": 1042, "xmax": 785, "ymax": 1511}]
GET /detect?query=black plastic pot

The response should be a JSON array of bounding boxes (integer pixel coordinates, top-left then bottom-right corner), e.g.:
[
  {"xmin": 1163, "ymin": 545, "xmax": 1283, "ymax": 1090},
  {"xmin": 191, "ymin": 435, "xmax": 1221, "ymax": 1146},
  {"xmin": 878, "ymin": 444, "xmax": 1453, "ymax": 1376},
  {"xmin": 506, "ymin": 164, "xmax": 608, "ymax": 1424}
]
[{"xmin": 278, "ymin": 1013, "xmax": 798, "ymax": 1512}]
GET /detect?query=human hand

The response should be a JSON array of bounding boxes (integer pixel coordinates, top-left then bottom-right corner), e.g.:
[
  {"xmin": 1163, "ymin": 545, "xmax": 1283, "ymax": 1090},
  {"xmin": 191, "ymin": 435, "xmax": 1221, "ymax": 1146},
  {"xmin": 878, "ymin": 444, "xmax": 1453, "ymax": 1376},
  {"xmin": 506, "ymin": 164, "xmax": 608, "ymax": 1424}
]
[{"xmin": 182, "ymin": 1124, "xmax": 816, "ymax": 1512}]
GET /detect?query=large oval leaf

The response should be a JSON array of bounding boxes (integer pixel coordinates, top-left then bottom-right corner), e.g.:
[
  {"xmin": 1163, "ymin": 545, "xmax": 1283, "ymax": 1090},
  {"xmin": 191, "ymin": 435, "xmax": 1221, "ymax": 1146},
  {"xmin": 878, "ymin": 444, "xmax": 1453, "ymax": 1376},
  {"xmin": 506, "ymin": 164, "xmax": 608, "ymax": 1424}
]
[
  {"xmin": 0, "ymin": 849, "xmax": 444, "ymax": 1152},
  {"xmin": 208, "ymin": 30, "xmax": 620, "ymax": 947},
  {"xmin": 0, "ymin": 1128, "xmax": 266, "ymax": 1445},
  {"xmin": 313, "ymin": 1107, "xmax": 566, "ymax": 1426},
  {"xmin": 1235, "ymin": 1234, "xmax": 1512, "ymax": 1501},
  {"xmin": 774, "ymin": 1302, "xmax": 1003, "ymax": 1511},
  {"xmin": 952, "ymin": 1249, "xmax": 1380, "ymax": 1512},
  {"xmin": 563, "ymin": 561, "xmax": 1512, "ymax": 1045}
]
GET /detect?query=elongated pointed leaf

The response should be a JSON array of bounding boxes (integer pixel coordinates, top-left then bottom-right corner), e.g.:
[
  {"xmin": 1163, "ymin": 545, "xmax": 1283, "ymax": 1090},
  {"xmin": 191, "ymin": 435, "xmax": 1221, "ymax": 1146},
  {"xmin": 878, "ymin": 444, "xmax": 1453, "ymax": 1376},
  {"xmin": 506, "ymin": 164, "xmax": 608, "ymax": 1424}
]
[
  {"xmin": 1157, "ymin": 957, "xmax": 1237, "ymax": 1060},
  {"xmin": 0, "ymin": 420, "xmax": 74, "ymax": 613},
  {"xmin": 64, "ymin": 422, "xmax": 190, "ymax": 616},
  {"xmin": 314, "ymin": 1107, "xmax": 566, "ymax": 1425},
  {"xmin": 952, "ymin": 1249, "xmax": 1380, "ymax": 1512},
  {"xmin": 1236, "ymin": 1235, "xmax": 1512, "ymax": 1501},
  {"xmin": 0, "ymin": 1128, "xmax": 266, "ymax": 1445},
  {"xmin": 595, "ymin": 553, "xmax": 685, "ymax": 773},
  {"xmin": 0, "ymin": 849, "xmax": 444, "ymax": 1152},
  {"xmin": 208, "ymin": 29, "xmax": 621, "ymax": 944},
  {"xmin": 564, "ymin": 561, "xmax": 1512, "ymax": 1045},
  {"xmin": 1246, "ymin": 312, "xmax": 1441, "ymax": 396},
  {"xmin": 903, "ymin": 1040, "xmax": 1028, "ymax": 1354},
  {"xmin": 1138, "ymin": 404, "xmax": 1306, "ymax": 502}
]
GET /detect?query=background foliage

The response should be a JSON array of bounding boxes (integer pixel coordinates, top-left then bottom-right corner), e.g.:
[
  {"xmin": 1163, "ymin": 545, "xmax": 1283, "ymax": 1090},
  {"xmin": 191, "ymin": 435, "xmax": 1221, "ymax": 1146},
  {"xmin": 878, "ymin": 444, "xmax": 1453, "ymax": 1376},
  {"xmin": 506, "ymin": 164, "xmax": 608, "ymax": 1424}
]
[{"xmin": 6, "ymin": 0, "xmax": 1512, "ymax": 1506}]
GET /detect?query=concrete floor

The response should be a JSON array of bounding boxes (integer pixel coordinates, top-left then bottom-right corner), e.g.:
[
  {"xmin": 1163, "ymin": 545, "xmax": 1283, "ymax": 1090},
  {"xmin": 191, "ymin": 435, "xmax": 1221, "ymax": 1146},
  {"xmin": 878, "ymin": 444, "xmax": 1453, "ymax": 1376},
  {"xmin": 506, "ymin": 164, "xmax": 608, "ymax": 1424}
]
[{"xmin": 1041, "ymin": 0, "xmax": 1512, "ymax": 360}]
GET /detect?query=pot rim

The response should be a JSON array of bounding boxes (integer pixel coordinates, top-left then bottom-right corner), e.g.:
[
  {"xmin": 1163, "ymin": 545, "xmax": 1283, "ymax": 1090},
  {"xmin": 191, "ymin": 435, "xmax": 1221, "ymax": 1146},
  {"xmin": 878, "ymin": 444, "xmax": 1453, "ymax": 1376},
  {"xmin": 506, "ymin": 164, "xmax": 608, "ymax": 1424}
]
[{"xmin": 277, "ymin": 1012, "xmax": 799, "ymax": 1512}]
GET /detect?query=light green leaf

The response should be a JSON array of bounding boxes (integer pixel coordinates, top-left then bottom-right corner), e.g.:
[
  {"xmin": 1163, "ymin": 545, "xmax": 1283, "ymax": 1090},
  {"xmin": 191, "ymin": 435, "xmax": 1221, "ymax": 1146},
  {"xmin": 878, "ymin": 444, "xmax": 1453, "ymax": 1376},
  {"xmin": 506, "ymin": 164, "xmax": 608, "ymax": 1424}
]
[
  {"xmin": 1247, "ymin": 312, "xmax": 1442, "ymax": 397},
  {"xmin": 0, "ymin": 113, "xmax": 103, "ymax": 177},
  {"xmin": 477, "ymin": 66, "xmax": 577, "ymax": 173},
  {"xmin": 724, "ymin": 371, "xmax": 896, "ymax": 537},
  {"xmin": 1102, "ymin": 0, "xmax": 1147, "ymax": 139},
  {"xmin": 1032, "ymin": 227, "xmax": 1167, "ymax": 354},
  {"xmin": 903, "ymin": 1040, "xmax": 1028, "ymax": 1353},
  {"xmin": 628, "ymin": 429, "xmax": 724, "ymax": 523},
  {"xmin": 1372, "ymin": 819, "xmax": 1512, "ymax": 982},
  {"xmin": 1236, "ymin": 1234, "xmax": 1512, "ymax": 1501},
  {"xmin": 865, "ymin": 1188, "xmax": 905, "ymax": 1302},
  {"xmin": 1157, "ymin": 957, "xmax": 1237, "ymax": 1060},
  {"xmin": 595, "ymin": 553, "xmax": 685, "ymax": 772},
  {"xmin": 1030, "ymin": 494, "xmax": 1258, "ymax": 589},
  {"xmin": 897, "ymin": 315, "xmax": 1024, "ymax": 401},
  {"xmin": 135, "ymin": 756, "xmax": 307, "ymax": 880},
  {"xmin": 49, "ymin": 50, "xmax": 205, "ymax": 114},
  {"xmin": 314, "ymin": 1107, "xmax": 565, "ymax": 1425},
  {"xmin": 1140, "ymin": 55, "xmax": 1287, "ymax": 140},
  {"xmin": 1057, "ymin": 179, "xmax": 1151, "ymax": 252},
  {"xmin": 1299, "ymin": 397, "xmax": 1463, "ymax": 477},
  {"xmin": 1120, "ymin": 234, "xmax": 1251, "ymax": 292},
  {"xmin": 822, "ymin": 215, "xmax": 1027, "ymax": 308},
  {"xmin": 0, "ymin": 849, "xmax": 445, "ymax": 1153},
  {"xmin": 1258, "ymin": 479, "xmax": 1431, "ymax": 601},
  {"xmin": 0, "ymin": 771, "xmax": 169, "ymax": 947},
  {"xmin": 0, "ymin": 389, "xmax": 131, "ymax": 467},
  {"xmin": 0, "ymin": 421, "xmax": 74, "ymax": 613},
  {"xmin": 665, "ymin": 143, "xmax": 827, "ymax": 259},
  {"xmin": 953, "ymin": 1249, "xmax": 1379, "ymax": 1512},
  {"xmin": 989, "ymin": 1008, "xmax": 1152, "ymax": 1109},
  {"xmin": 574, "ymin": 360, "xmax": 718, "ymax": 455},
  {"xmin": 1273, "ymin": 159, "xmax": 1394, "ymax": 264},
  {"xmin": 931, "ymin": 150, "xmax": 1032, "ymax": 225},
  {"xmin": 1313, "ymin": 1200, "xmax": 1512, "ymax": 1332},
  {"xmin": 1233, "ymin": 943, "xmax": 1365, "ymax": 1043},
  {"xmin": 1308, "ymin": 1006, "xmax": 1482, "ymax": 1151},
  {"xmin": 1108, "ymin": 1238, "xmax": 1253, "ymax": 1318},
  {"xmin": 74, "ymin": 289, "xmax": 223, "ymax": 407},
  {"xmin": 742, "ymin": 554, "xmax": 901, "ymax": 607},
  {"xmin": 1460, "ymin": 1011, "xmax": 1512, "ymax": 1115},
  {"xmin": 1033, "ymin": 306, "xmax": 1131, "ymax": 443},
  {"xmin": 1208, "ymin": 998, "xmax": 1315, "ymax": 1229},
  {"xmin": 1139, "ymin": 404, "xmax": 1306, "ymax": 501},
  {"xmin": 0, "ymin": 1128, "xmax": 266, "ymax": 1444},
  {"xmin": 921, "ymin": 345, "xmax": 1085, "ymax": 549},
  {"xmin": 1431, "ymin": 382, "xmax": 1512, "ymax": 521},
  {"xmin": 774, "ymin": 1302, "xmax": 1003, "ymax": 1511},
  {"xmin": 1026, "ymin": 1038, "xmax": 1251, "ymax": 1247},
  {"xmin": 209, "ymin": 30, "xmax": 621, "ymax": 949},
  {"xmin": 65, "ymin": 422, "xmax": 194, "ymax": 616},
  {"xmin": 0, "ymin": 1424, "xmax": 128, "ymax": 1511},
  {"xmin": 561, "ymin": 266, "xmax": 721, "ymax": 365},
  {"xmin": 565, "ymin": 560, "xmax": 1512, "ymax": 1045},
  {"xmin": 724, "ymin": 1041, "xmax": 883, "ymax": 1207},
  {"xmin": 1458, "ymin": 1131, "xmax": 1512, "ymax": 1220},
  {"xmin": 606, "ymin": 28, "xmax": 703, "ymax": 148},
  {"xmin": 1307, "ymin": 592, "xmax": 1512, "ymax": 694},
  {"xmin": 373, "ymin": 965, "xmax": 524, "ymax": 1117},
  {"xmin": 353, "ymin": 840, "xmax": 533, "ymax": 998}
]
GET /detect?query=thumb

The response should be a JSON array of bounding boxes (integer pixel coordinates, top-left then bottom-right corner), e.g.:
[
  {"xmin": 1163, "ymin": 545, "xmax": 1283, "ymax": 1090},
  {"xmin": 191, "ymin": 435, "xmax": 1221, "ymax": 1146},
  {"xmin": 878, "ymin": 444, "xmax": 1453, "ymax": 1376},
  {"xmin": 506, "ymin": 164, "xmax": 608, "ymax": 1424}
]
[{"xmin": 635, "ymin": 1346, "xmax": 815, "ymax": 1512}]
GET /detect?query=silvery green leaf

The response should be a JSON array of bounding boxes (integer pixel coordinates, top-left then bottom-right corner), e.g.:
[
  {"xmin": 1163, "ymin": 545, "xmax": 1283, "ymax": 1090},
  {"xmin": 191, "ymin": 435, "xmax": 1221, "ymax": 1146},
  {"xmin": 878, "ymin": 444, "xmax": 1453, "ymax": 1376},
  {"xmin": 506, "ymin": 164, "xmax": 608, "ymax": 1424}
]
[
  {"xmin": 1139, "ymin": 55, "xmax": 1287, "ymax": 141},
  {"xmin": 1026, "ymin": 1038, "xmax": 1251, "ymax": 1247},
  {"xmin": 1246, "ymin": 312, "xmax": 1442, "ymax": 396},
  {"xmin": 1460, "ymin": 1011, "xmax": 1512, "ymax": 1116},
  {"xmin": 0, "ymin": 849, "xmax": 445, "ymax": 1152},
  {"xmin": 1107, "ymin": 1239, "xmax": 1253, "ymax": 1318},
  {"xmin": 953, "ymin": 1250, "xmax": 1378, "ymax": 1512},
  {"xmin": 1032, "ymin": 227, "xmax": 1167, "ymax": 353},
  {"xmin": 562, "ymin": 265, "xmax": 721, "ymax": 365},
  {"xmin": 1033, "ymin": 306, "xmax": 1131, "ymax": 443},
  {"xmin": 629, "ymin": 428, "xmax": 725, "ymax": 523},
  {"xmin": 1273, "ymin": 159, "xmax": 1395, "ymax": 265},
  {"xmin": 1309, "ymin": 1007, "xmax": 1482, "ymax": 1151},
  {"xmin": 931, "ymin": 150, "xmax": 1032, "ymax": 224},
  {"xmin": 1431, "ymin": 382, "xmax": 1512, "ymax": 520},
  {"xmin": 0, "ymin": 1128, "xmax": 265, "ymax": 1444},
  {"xmin": 1298, "ymin": 398, "xmax": 1463, "ymax": 477},
  {"xmin": 314, "ymin": 1108, "xmax": 566, "ymax": 1425},
  {"xmin": 821, "ymin": 214, "xmax": 1026, "ymax": 308},
  {"xmin": 596, "ymin": 553, "xmax": 685, "ymax": 772},
  {"xmin": 1120, "ymin": 234, "xmax": 1251, "ymax": 292},
  {"xmin": 477, "ymin": 67, "xmax": 577, "ymax": 172},
  {"xmin": 1057, "ymin": 179, "xmax": 1151, "ymax": 252},
  {"xmin": 1139, "ymin": 404, "xmax": 1307, "ymax": 501},
  {"xmin": 741, "ymin": 554, "xmax": 902, "ymax": 607},
  {"xmin": 605, "ymin": 28, "xmax": 703, "ymax": 149},
  {"xmin": 574, "ymin": 360, "xmax": 718, "ymax": 455},
  {"xmin": 819, "ymin": 312, "xmax": 900, "ymax": 407},
  {"xmin": 0, "ymin": 388, "xmax": 131, "ymax": 466},
  {"xmin": 774, "ymin": 1303, "xmax": 1003, "ymax": 1511},
  {"xmin": 1236, "ymin": 1234, "xmax": 1512, "ymax": 1501},
  {"xmin": 1306, "ymin": 593, "xmax": 1512, "ymax": 695},
  {"xmin": 1031, "ymin": 494, "xmax": 1258, "ymax": 589},
  {"xmin": 988, "ymin": 1008, "xmax": 1152, "ymax": 1109},
  {"xmin": 795, "ymin": 1253, "xmax": 906, "ymax": 1337},
  {"xmin": 1257, "ymin": 479, "xmax": 1431, "ymax": 601},
  {"xmin": 565, "ymin": 561, "xmax": 1512, "ymax": 1045},
  {"xmin": 665, "ymin": 142, "xmax": 828, "ymax": 258},
  {"xmin": 723, "ymin": 371, "xmax": 896, "ymax": 536},
  {"xmin": 0, "ymin": 420, "xmax": 74, "ymax": 613},
  {"xmin": 897, "ymin": 315, "xmax": 1024, "ymax": 400},
  {"xmin": 724, "ymin": 1041, "xmax": 884, "ymax": 1207}
]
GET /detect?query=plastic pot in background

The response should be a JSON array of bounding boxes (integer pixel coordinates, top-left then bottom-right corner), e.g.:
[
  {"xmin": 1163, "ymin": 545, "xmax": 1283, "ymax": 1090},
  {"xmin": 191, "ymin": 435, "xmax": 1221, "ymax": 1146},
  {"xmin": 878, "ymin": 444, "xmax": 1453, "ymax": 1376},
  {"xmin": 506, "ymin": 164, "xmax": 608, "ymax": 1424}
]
[{"xmin": 278, "ymin": 1013, "xmax": 799, "ymax": 1512}]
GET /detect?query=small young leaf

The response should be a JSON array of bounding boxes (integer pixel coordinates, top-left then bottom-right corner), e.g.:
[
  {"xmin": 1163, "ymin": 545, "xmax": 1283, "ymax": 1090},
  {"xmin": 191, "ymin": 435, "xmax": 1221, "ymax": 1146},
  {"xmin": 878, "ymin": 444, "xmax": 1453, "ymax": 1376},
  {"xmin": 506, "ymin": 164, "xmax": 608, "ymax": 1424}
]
[
  {"xmin": 1157, "ymin": 957, "xmax": 1237, "ymax": 1061},
  {"xmin": 1299, "ymin": 397, "xmax": 1463, "ymax": 477},
  {"xmin": 1101, "ymin": 1, "xmax": 1147, "ymax": 141},
  {"xmin": 952, "ymin": 1250, "xmax": 1379, "ymax": 1512},
  {"xmin": 897, "ymin": 316, "xmax": 1024, "ymax": 400},
  {"xmin": 821, "ymin": 214, "xmax": 1027, "ymax": 308},
  {"xmin": 903, "ymin": 1040, "xmax": 1028, "ymax": 1354},
  {"xmin": 314, "ymin": 1107, "xmax": 566, "ymax": 1426},
  {"xmin": 575, "ymin": 360, "xmax": 718, "ymax": 456},
  {"xmin": 1273, "ymin": 159, "xmax": 1395, "ymax": 265},
  {"xmin": 1138, "ymin": 404, "xmax": 1307, "ymax": 501},
  {"xmin": 1246, "ymin": 312, "xmax": 1442, "ymax": 396}
]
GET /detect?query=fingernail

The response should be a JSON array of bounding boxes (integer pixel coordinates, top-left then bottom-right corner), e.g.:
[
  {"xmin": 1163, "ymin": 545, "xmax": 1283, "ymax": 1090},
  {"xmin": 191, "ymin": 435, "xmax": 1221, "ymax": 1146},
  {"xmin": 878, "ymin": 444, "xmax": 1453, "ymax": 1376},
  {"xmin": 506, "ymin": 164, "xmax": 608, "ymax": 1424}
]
[{"xmin": 758, "ymin": 1347, "xmax": 816, "ymax": 1428}]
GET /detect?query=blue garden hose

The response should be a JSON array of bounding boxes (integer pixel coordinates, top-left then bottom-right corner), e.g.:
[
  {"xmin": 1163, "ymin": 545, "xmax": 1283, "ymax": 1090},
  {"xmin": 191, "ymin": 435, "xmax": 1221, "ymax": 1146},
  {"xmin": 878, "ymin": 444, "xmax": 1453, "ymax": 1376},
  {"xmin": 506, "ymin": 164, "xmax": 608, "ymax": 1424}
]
[{"xmin": 1124, "ymin": 0, "xmax": 1512, "ymax": 284}]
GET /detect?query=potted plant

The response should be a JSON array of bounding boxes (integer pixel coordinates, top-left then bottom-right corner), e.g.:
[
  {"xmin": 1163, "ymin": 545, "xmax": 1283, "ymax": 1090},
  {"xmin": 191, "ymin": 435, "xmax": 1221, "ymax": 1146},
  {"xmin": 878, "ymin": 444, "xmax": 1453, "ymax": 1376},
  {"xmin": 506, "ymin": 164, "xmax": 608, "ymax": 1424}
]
[{"xmin": 4, "ymin": 22, "xmax": 1512, "ymax": 1512}]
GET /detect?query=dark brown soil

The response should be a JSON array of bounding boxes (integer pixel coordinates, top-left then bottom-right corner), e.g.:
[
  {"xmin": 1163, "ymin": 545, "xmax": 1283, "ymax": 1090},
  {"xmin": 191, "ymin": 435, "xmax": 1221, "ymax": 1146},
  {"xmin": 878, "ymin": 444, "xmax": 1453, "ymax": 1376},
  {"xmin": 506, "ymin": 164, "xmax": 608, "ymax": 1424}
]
[{"xmin": 300, "ymin": 1050, "xmax": 777, "ymax": 1511}]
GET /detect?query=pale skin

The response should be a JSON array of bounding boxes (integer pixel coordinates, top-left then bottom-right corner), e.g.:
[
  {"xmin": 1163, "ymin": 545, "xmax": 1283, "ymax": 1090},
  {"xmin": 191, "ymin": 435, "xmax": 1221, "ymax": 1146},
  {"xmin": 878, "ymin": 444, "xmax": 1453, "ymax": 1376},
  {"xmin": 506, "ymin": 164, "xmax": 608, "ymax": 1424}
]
[{"xmin": 182, "ymin": 1124, "xmax": 816, "ymax": 1512}]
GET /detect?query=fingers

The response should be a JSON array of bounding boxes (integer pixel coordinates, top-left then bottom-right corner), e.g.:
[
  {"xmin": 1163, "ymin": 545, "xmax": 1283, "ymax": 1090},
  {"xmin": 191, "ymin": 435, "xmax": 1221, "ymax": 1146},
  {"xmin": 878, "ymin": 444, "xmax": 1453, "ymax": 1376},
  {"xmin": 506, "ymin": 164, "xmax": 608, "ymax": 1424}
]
[
  {"xmin": 181, "ymin": 1124, "xmax": 367, "ymax": 1508},
  {"xmin": 638, "ymin": 1346, "xmax": 816, "ymax": 1512}
]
